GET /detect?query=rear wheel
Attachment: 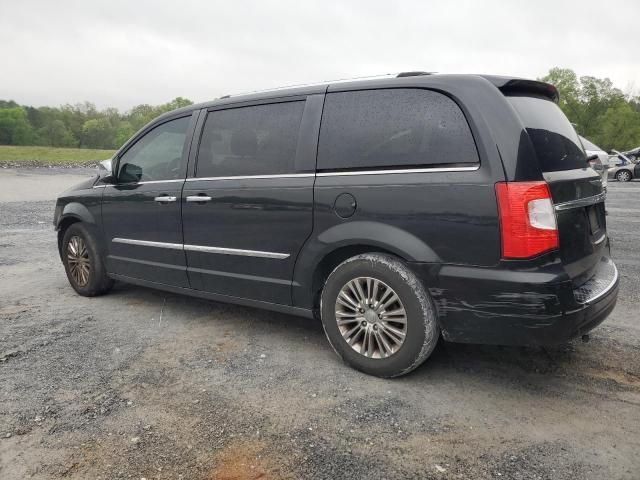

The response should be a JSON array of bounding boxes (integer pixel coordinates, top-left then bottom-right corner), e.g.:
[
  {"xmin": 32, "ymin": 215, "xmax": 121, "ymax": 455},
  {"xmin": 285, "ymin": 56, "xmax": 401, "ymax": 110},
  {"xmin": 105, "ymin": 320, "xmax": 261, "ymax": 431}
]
[
  {"xmin": 62, "ymin": 223, "xmax": 113, "ymax": 296},
  {"xmin": 320, "ymin": 253, "xmax": 439, "ymax": 377},
  {"xmin": 616, "ymin": 170, "xmax": 632, "ymax": 182}
]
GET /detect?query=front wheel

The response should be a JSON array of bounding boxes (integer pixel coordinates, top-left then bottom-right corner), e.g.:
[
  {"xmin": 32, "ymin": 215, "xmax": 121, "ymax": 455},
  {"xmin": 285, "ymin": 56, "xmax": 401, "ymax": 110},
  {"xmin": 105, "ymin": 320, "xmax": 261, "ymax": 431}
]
[
  {"xmin": 62, "ymin": 223, "xmax": 114, "ymax": 296},
  {"xmin": 320, "ymin": 253, "xmax": 439, "ymax": 378},
  {"xmin": 616, "ymin": 170, "xmax": 632, "ymax": 182}
]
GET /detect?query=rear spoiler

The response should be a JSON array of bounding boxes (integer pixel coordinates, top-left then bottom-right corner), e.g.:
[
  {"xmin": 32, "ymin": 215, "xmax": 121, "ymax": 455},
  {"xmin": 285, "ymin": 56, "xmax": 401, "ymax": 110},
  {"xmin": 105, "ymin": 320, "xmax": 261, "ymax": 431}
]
[{"xmin": 479, "ymin": 75, "xmax": 560, "ymax": 103}]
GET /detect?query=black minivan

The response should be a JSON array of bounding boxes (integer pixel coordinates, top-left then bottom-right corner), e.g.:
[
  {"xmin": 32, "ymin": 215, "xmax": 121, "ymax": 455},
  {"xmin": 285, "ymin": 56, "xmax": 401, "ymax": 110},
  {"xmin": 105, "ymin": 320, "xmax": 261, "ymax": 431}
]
[{"xmin": 54, "ymin": 73, "xmax": 618, "ymax": 377}]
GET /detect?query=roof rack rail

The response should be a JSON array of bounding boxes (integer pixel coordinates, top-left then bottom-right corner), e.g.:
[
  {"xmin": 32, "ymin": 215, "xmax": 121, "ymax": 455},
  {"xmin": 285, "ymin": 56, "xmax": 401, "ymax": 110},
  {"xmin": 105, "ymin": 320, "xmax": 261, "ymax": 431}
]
[
  {"xmin": 396, "ymin": 71, "xmax": 434, "ymax": 78},
  {"xmin": 214, "ymin": 72, "xmax": 434, "ymax": 100}
]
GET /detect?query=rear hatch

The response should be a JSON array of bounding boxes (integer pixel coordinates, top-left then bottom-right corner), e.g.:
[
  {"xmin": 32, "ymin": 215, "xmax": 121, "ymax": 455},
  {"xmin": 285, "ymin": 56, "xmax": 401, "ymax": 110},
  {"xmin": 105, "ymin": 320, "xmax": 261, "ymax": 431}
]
[{"xmin": 506, "ymin": 95, "xmax": 607, "ymax": 288}]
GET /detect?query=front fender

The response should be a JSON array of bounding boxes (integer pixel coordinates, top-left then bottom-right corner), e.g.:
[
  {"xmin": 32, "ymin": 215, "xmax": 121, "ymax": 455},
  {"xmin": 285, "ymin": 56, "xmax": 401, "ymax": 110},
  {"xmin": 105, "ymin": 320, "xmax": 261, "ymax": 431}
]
[
  {"xmin": 55, "ymin": 202, "xmax": 97, "ymax": 229},
  {"xmin": 292, "ymin": 221, "xmax": 440, "ymax": 308}
]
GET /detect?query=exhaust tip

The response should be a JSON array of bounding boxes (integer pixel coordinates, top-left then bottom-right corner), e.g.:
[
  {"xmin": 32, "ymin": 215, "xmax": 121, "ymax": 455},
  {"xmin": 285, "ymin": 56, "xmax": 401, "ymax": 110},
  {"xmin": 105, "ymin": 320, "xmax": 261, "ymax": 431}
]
[{"xmin": 581, "ymin": 334, "xmax": 590, "ymax": 343}]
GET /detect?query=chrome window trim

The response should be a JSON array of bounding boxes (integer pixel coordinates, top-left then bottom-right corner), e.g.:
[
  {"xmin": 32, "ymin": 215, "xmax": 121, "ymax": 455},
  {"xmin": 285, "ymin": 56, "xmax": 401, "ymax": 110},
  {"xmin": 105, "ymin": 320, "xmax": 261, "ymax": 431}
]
[
  {"xmin": 316, "ymin": 165, "xmax": 480, "ymax": 177},
  {"xmin": 111, "ymin": 238, "xmax": 289, "ymax": 259},
  {"xmin": 183, "ymin": 165, "xmax": 480, "ymax": 181},
  {"xmin": 136, "ymin": 179, "xmax": 185, "ymax": 185},
  {"xmin": 554, "ymin": 192, "xmax": 607, "ymax": 211},
  {"xmin": 93, "ymin": 179, "xmax": 185, "ymax": 188},
  {"xmin": 186, "ymin": 173, "xmax": 314, "ymax": 182}
]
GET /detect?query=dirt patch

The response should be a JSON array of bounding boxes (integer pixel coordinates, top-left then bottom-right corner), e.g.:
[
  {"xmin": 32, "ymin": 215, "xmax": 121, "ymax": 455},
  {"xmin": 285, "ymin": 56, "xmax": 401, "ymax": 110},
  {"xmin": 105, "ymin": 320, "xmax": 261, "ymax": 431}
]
[
  {"xmin": 585, "ymin": 367, "xmax": 640, "ymax": 388},
  {"xmin": 207, "ymin": 440, "xmax": 291, "ymax": 480},
  {"xmin": 0, "ymin": 304, "xmax": 30, "ymax": 317}
]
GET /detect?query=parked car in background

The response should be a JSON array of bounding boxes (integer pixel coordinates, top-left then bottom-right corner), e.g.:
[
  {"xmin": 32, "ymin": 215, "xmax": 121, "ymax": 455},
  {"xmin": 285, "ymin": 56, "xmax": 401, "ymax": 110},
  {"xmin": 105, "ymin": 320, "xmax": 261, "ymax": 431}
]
[
  {"xmin": 609, "ymin": 150, "xmax": 639, "ymax": 182},
  {"xmin": 623, "ymin": 146, "xmax": 640, "ymax": 162},
  {"xmin": 580, "ymin": 135, "xmax": 608, "ymax": 190}
]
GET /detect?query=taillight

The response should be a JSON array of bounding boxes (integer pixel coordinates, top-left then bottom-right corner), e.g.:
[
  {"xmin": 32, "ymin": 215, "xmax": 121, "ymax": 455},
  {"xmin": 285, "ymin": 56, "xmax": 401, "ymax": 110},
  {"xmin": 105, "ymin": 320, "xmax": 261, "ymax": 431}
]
[{"xmin": 495, "ymin": 181, "xmax": 558, "ymax": 259}]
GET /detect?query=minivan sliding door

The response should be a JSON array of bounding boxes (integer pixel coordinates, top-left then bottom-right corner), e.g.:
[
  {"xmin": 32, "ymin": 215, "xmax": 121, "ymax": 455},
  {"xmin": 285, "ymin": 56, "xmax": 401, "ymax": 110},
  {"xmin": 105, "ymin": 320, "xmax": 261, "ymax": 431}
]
[{"xmin": 181, "ymin": 96, "xmax": 322, "ymax": 305}]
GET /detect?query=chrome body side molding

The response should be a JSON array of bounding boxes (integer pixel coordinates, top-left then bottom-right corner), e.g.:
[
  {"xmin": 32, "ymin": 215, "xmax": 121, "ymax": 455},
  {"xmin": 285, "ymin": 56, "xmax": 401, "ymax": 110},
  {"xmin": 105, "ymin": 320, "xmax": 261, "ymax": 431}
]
[
  {"xmin": 111, "ymin": 238, "xmax": 290, "ymax": 259},
  {"xmin": 112, "ymin": 238, "xmax": 183, "ymax": 250},
  {"xmin": 182, "ymin": 244, "xmax": 289, "ymax": 259}
]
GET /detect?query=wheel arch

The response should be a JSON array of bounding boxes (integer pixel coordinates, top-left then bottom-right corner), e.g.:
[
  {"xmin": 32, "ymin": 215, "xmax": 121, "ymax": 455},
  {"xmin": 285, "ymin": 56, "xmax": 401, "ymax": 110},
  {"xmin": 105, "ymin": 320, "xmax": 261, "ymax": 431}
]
[
  {"xmin": 56, "ymin": 203, "xmax": 100, "ymax": 259},
  {"xmin": 57, "ymin": 216, "xmax": 83, "ymax": 259},
  {"xmin": 292, "ymin": 221, "xmax": 440, "ymax": 311}
]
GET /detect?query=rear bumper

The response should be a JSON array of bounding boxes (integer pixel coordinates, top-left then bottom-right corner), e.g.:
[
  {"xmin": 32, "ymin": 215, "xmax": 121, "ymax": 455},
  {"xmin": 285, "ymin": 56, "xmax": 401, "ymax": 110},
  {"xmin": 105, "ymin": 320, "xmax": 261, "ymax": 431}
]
[{"xmin": 409, "ymin": 256, "xmax": 619, "ymax": 346}]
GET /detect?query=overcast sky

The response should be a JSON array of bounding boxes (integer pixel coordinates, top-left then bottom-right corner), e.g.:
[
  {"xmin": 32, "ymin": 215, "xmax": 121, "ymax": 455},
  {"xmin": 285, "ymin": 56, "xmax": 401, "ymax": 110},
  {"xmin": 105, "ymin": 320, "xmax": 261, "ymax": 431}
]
[{"xmin": 1, "ymin": 0, "xmax": 638, "ymax": 111}]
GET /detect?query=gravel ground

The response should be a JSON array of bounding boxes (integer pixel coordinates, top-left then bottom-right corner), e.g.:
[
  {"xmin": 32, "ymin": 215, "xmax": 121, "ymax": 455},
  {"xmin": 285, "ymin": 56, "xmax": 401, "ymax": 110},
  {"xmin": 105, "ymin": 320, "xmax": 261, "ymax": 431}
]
[{"xmin": 1, "ymin": 168, "xmax": 639, "ymax": 479}]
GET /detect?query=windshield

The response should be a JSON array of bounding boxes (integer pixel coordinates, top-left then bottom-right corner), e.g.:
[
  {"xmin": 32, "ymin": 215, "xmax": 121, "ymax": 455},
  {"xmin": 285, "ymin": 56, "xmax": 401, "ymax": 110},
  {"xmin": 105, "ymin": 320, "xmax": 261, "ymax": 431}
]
[{"xmin": 508, "ymin": 96, "xmax": 586, "ymax": 172}]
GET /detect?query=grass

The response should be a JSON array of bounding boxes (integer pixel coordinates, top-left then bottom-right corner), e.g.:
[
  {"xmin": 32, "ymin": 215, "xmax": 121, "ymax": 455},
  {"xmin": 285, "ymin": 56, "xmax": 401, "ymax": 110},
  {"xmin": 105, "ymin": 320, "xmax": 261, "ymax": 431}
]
[{"xmin": 0, "ymin": 145, "xmax": 116, "ymax": 167}]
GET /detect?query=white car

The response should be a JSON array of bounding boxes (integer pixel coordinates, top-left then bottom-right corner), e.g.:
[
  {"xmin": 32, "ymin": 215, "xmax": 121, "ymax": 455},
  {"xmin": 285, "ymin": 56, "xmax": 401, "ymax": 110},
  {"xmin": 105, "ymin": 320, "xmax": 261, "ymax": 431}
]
[{"xmin": 579, "ymin": 135, "xmax": 609, "ymax": 189}]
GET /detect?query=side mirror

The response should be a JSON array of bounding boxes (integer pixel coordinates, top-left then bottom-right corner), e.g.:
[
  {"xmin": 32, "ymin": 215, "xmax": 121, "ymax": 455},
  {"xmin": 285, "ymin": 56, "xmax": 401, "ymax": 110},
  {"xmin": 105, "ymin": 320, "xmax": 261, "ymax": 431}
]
[
  {"xmin": 97, "ymin": 158, "xmax": 117, "ymax": 184},
  {"xmin": 98, "ymin": 158, "xmax": 113, "ymax": 174},
  {"xmin": 101, "ymin": 173, "xmax": 117, "ymax": 184},
  {"xmin": 119, "ymin": 163, "xmax": 143, "ymax": 183}
]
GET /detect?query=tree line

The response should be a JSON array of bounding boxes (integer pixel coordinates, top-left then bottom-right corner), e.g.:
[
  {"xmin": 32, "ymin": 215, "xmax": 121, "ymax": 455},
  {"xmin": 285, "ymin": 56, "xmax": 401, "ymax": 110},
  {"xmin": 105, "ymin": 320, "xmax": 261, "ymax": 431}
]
[
  {"xmin": 0, "ymin": 68, "xmax": 639, "ymax": 151},
  {"xmin": 0, "ymin": 97, "xmax": 193, "ymax": 150},
  {"xmin": 541, "ymin": 68, "xmax": 640, "ymax": 151}
]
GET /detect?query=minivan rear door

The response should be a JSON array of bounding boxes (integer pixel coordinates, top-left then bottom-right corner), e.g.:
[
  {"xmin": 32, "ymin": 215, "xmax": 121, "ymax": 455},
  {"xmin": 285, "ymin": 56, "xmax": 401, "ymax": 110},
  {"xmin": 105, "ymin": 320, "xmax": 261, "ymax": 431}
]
[{"xmin": 507, "ymin": 95, "xmax": 607, "ymax": 286}]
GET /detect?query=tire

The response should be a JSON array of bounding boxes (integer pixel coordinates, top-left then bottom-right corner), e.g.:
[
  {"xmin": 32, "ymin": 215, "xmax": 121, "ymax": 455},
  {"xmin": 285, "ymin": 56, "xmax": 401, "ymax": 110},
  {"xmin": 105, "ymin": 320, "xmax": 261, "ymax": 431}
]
[
  {"xmin": 616, "ymin": 170, "xmax": 632, "ymax": 182},
  {"xmin": 61, "ymin": 223, "xmax": 114, "ymax": 296},
  {"xmin": 320, "ymin": 253, "xmax": 439, "ymax": 378}
]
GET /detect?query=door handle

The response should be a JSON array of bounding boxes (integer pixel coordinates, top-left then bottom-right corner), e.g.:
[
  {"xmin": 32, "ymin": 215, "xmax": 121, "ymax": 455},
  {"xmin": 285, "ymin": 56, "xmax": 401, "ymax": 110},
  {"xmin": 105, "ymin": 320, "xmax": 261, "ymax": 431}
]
[
  {"xmin": 185, "ymin": 195, "xmax": 212, "ymax": 203},
  {"xmin": 154, "ymin": 196, "xmax": 177, "ymax": 203}
]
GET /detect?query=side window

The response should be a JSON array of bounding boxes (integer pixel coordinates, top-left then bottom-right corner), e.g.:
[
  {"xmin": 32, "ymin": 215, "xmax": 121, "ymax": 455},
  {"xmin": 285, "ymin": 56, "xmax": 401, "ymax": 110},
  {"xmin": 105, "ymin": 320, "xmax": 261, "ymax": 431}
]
[
  {"xmin": 196, "ymin": 101, "xmax": 304, "ymax": 178},
  {"xmin": 117, "ymin": 116, "xmax": 190, "ymax": 183},
  {"xmin": 317, "ymin": 89, "xmax": 479, "ymax": 170}
]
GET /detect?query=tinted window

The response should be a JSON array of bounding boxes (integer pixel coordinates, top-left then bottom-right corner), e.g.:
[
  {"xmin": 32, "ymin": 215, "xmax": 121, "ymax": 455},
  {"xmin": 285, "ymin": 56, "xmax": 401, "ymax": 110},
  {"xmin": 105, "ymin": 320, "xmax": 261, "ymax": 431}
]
[
  {"xmin": 118, "ymin": 116, "xmax": 190, "ymax": 183},
  {"xmin": 508, "ymin": 96, "xmax": 586, "ymax": 172},
  {"xmin": 197, "ymin": 101, "xmax": 304, "ymax": 177},
  {"xmin": 317, "ymin": 89, "xmax": 478, "ymax": 170}
]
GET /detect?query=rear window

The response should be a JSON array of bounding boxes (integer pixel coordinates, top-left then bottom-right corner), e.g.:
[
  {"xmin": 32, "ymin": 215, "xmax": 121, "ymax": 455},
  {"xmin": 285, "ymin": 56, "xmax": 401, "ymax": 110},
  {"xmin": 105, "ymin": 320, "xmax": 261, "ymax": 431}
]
[
  {"xmin": 508, "ymin": 96, "xmax": 586, "ymax": 172},
  {"xmin": 317, "ymin": 89, "xmax": 479, "ymax": 171}
]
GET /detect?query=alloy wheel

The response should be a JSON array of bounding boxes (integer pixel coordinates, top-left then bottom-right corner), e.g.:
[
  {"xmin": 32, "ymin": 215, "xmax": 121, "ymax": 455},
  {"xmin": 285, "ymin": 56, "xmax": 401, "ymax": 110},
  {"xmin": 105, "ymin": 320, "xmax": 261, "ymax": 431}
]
[
  {"xmin": 617, "ymin": 170, "xmax": 631, "ymax": 182},
  {"xmin": 335, "ymin": 277, "xmax": 407, "ymax": 359},
  {"xmin": 67, "ymin": 235, "xmax": 90, "ymax": 287}
]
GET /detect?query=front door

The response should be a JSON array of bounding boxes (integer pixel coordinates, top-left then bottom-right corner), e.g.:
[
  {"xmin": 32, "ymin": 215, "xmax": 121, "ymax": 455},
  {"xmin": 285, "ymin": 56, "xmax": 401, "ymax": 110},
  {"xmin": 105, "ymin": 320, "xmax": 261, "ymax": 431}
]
[
  {"xmin": 181, "ymin": 99, "xmax": 317, "ymax": 305},
  {"xmin": 101, "ymin": 114, "xmax": 194, "ymax": 287}
]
